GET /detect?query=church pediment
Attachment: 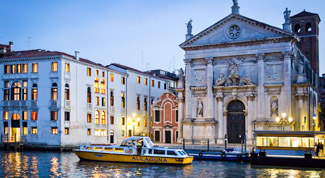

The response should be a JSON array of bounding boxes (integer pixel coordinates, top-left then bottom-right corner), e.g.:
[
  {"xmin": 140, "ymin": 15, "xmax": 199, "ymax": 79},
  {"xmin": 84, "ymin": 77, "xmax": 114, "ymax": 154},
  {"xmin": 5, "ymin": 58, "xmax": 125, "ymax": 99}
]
[{"xmin": 180, "ymin": 14, "xmax": 297, "ymax": 49}]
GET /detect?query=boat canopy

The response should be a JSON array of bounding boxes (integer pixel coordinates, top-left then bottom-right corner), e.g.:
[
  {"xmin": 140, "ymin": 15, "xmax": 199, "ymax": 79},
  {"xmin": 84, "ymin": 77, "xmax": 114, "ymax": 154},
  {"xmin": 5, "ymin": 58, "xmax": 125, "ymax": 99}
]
[{"xmin": 120, "ymin": 136, "xmax": 154, "ymax": 148}]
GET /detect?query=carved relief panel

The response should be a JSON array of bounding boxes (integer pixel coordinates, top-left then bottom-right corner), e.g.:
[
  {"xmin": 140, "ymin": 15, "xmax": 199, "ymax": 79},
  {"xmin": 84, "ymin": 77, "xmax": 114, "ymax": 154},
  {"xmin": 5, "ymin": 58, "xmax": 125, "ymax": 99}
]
[
  {"xmin": 193, "ymin": 69, "xmax": 206, "ymax": 86},
  {"xmin": 266, "ymin": 64, "xmax": 282, "ymax": 82}
]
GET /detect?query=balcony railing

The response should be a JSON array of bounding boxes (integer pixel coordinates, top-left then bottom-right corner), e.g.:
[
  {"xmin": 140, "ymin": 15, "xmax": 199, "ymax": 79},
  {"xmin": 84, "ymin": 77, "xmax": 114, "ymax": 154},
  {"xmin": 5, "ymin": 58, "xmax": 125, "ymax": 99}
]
[{"xmin": 30, "ymin": 100, "xmax": 38, "ymax": 108}]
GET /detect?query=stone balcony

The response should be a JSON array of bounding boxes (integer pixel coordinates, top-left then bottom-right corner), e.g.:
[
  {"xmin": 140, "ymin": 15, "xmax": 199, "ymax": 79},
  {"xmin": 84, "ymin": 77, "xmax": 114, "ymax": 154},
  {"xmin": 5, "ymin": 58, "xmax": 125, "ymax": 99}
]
[
  {"xmin": 2, "ymin": 73, "xmax": 29, "ymax": 80},
  {"xmin": 1, "ymin": 100, "xmax": 32, "ymax": 109},
  {"xmin": 49, "ymin": 100, "xmax": 59, "ymax": 110},
  {"xmin": 65, "ymin": 100, "xmax": 71, "ymax": 109}
]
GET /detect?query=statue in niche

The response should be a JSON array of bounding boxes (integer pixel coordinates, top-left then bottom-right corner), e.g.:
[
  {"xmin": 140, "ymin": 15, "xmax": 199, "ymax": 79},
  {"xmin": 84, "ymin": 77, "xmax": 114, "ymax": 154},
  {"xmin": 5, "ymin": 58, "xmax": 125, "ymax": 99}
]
[
  {"xmin": 298, "ymin": 61, "xmax": 304, "ymax": 74},
  {"xmin": 215, "ymin": 73, "xmax": 226, "ymax": 86},
  {"xmin": 270, "ymin": 97, "xmax": 278, "ymax": 117},
  {"xmin": 197, "ymin": 100, "xmax": 203, "ymax": 117},
  {"xmin": 186, "ymin": 19, "xmax": 193, "ymax": 35}
]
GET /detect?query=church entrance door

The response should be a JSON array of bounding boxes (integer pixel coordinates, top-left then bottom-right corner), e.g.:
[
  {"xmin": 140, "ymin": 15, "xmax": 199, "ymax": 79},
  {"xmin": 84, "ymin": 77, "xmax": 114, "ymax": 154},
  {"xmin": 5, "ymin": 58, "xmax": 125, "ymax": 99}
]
[{"xmin": 227, "ymin": 100, "xmax": 245, "ymax": 144}]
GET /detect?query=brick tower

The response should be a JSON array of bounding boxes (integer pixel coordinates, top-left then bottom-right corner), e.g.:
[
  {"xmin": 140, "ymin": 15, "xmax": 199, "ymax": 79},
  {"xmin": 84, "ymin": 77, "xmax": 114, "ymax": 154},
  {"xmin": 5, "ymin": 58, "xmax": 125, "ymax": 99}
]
[{"xmin": 291, "ymin": 10, "xmax": 321, "ymax": 75}]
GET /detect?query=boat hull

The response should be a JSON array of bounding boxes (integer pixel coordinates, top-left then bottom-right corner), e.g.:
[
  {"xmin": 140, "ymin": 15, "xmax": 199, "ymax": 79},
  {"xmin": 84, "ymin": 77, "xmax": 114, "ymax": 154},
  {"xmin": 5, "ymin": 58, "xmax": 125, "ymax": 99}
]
[{"xmin": 74, "ymin": 151, "xmax": 193, "ymax": 165}]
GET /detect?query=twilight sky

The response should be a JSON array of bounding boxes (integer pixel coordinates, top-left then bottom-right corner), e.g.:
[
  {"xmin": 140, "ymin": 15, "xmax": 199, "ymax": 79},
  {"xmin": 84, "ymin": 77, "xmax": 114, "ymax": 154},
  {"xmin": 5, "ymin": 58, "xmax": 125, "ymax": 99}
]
[{"xmin": 0, "ymin": 0, "xmax": 324, "ymax": 74}]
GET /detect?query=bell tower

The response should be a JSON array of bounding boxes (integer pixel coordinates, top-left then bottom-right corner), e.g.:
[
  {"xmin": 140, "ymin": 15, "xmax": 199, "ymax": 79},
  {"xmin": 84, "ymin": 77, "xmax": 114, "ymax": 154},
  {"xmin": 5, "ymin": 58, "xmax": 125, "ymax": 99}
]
[{"xmin": 291, "ymin": 10, "xmax": 321, "ymax": 75}]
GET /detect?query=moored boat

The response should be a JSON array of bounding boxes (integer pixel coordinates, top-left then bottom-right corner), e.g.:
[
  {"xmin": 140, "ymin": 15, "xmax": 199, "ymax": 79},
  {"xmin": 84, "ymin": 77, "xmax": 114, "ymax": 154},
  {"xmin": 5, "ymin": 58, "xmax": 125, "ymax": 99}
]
[{"xmin": 73, "ymin": 136, "xmax": 193, "ymax": 165}]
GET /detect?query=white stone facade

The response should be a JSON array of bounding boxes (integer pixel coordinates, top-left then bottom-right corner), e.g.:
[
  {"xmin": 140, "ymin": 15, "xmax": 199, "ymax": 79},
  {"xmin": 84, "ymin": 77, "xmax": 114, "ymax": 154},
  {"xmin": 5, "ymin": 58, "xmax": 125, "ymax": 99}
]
[{"xmin": 177, "ymin": 12, "xmax": 319, "ymax": 145}]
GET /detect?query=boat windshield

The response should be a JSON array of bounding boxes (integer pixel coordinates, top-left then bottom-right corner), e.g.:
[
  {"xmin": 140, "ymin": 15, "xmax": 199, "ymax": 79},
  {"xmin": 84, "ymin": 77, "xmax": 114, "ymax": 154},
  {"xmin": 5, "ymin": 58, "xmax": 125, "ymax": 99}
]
[
  {"xmin": 120, "ymin": 140, "xmax": 135, "ymax": 147},
  {"xmin": 144, "ymin": 137, "xmax": 154, "ymax": 148}
]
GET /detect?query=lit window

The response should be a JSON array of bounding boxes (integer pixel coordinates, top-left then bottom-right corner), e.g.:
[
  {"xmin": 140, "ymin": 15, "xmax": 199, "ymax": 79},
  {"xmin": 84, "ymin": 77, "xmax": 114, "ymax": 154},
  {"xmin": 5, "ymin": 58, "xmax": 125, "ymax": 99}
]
[
  {"xmin": 102, "ymin": 71, "xmax": 105, "ymax": 77},
  {"xmin": 137, "ymin": 76, "xmax": 141, "ymax": 84},
  {"xmin": 12, "ymin": 81, "xmax": 21, "ymax": 100},
  {"xmin": 65, "ymin": 112, "xmax": 70, "ymax": 121},
  {"xmin": 95, "ymin": 129, "xmax": 100, "ymax": 136},
  {"xmin": 101, "ymin": 129, "xmax": 106, "ymax": 136},
  {"xmin": 51, "ymin": 83, "xmax": 58, "ymax": 100},
  {"xmin": 65, "ymin": 63, "xmax": 70, "ymax": 73},
  {"xmin": 4, "ymin": 65, "xmax": 10, "ymax": 74},
  {"xmin": 22, "ymin": 111, "xmax": 28, "ymax": 120},
  {"xmin": 23, "ymin": 64, "xmax": 28, "ymax": 73},
  {"xmin": 110, "ymin": 116, "xmax": 114, "ymax": 125},
  {"xmin": 122, "ymin": 130, "xmax": 125, "ymax": 136},
  {"xmin": 137, "ymin": 121, "xmax": 140, "ymax": 127},
  {"xmin": 52, "ymin": 62, "xmax": 58, "ymax": 72},
  {"xmin": 137, "ymin": 96, "xmax": 140, "ymax": 111},
  {"xmin": 51, "ymin": 111, "xmax": 57, "ymax": 121},
  {"xmin": 17, "ymin": 64, "xmax": 21, "ymax": 73},
  {"xmin": 96, "ymin": 70, "xmax": 99, "ymax": 76},
  {"xmin": 110, "ymin": 91, "xmax": 114, "ymax": 106},
  {"xmin": 102, "ymin": 97, "xmax": 106, "ymax": 106},
  {"xmin": 87, "ymin": 128, "xmax": 91, "ymax": 135},
  {"xmin": 87, "ymin": 114, "xmax": 92, "ymax": 123},
  {"xmin": 144, "ymin": 119, "xmax": 147, "ymax": 127},
  {"xmin": 94, "ymin": 78, "xmax": 99, "ymax": 93},
  {"xmin": 96, "ymin": 97, "xmax": 99, "ymax": 106},
  {"xmin": 101, "ymin": 79, "xmax": 106, "ymax": 94},
  {"xmin": 87, "ymin": 68, "xmax": 91, "ymax": 76},
  {"xmin": 4, "ymin": 89, "xmax": 9, "ymax": 101},
  {"xmin": 122, "ymin": 117, "xmax": 125, "ymax": 125},
  {"xmin": 101, "ymin": 111, "xmax": 106, "ymax": 124},
  {"xmin": 121, "ymin": 93, "xmax": 125, "ymax": 108},
  {"xmin": 51, "ymin": 127, "xmax": 58, "ymax": 135},
  {"xmin": 151, "ymin": 80, "xmax": 155, "ymax": 87},
  {"xmin": 144, "ymin": 97, "xmax": 147, "ymax": 111},
  {"xmin": 3, "ymin": 111, "xmax": 8, "ymax": 120},
  {"xmin": 31, "ymin": 111, "xmax": 37, "ymax": 121},
  {"xmin": 87, "ymin": 87, "xmax": 91, "ymax": 103},
  {"xmin": 32, "ymin": 127, "xmax": 37, "ymax": 134},
  {"xmin": 12, "ymin": 113, "xmax": 20, "ymax": 120},
  {"xmin": 158, "ymin": 81, "xmax": 161, "ymax": 88},
  {"xmin": 65, "ymin": 84, "xmax": 70, "ymax": 100},
  {"xmin": 32, "ymin": 63, "xmax": 38, "ymax": 73},
  {"xmin": 23, "ymin": 80, "xmax": 27, "ymax": 87},
  {"xmin": 121, "ymin": 77, "xmax": 125, "ymax": 85},
  {"xmin": 95, "ymin": 110, "xmax": 100, "ymax": 124},
  {"xmin": 11, "ymin": 64, "xmax": 15, "ymax": 74},
  {"xmin": 144, "ymin": 78, "xmax": 148, "ymax": 85},
  {"xmin": 32, "ymin": 87, "xmax": 38, "ymax": 100},
  {"xmin": 23, "ymin": 125, "xmax": 28, "ymax": 135},
  {"xmin": 65, "ymin": 128, "xmax": 69, "ymax": 135},
  {"xmin": 110, "ymin": 73, "xmax": 114, "ymax": 82}
]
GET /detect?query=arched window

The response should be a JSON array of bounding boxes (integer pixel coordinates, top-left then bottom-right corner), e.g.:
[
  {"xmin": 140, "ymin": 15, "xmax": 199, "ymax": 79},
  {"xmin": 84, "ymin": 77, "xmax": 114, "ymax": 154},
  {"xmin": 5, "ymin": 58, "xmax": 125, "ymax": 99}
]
[
  {"xmin": 95, "ymin": 110, "xmax": 100, "ymax": 124},
  {"xmin": 94, "ymin": 78, "xmax": 99, "ymax": 93},
  {"xmin": 65, "ymin": 84, "xmax": 70, "ymax": 100},
  {"xmin": 295, "ymin": 24, "xmax": 301, "ymax": 33},
  {"xmin": 11, "ymin": 82, "xmax": 21, "ymax": 101},
  {"xmin": 101, "ymin": 111, "xmax": 106, "ymax": 124},
  {"xmin": 87, "ymin": 87, "xmax": 91, "ymax": 103},
  {"xmin": 11, "ymin": 113, "xmax": 20, "ymax": 120},
  {"xmin": 306, "ymin": 23, "xmax": 312, "ymax": 32},
  {"xmin": 32, "ymin": 83, "xmax": 38, "ymax": 100},
  {"xmin": 51, "ymin": 83, "xmax": 58, "ymax": 100},
  {"xmin": 101, "ymin": 79, "xmax": 106, "ymax": 94}
]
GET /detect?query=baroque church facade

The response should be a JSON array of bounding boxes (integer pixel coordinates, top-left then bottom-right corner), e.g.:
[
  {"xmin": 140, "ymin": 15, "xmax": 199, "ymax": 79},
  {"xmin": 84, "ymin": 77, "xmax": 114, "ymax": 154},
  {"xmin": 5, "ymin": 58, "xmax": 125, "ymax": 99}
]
[{"xmin": 176, "ymin": 1, "xmax": 320, "ymax": 145}]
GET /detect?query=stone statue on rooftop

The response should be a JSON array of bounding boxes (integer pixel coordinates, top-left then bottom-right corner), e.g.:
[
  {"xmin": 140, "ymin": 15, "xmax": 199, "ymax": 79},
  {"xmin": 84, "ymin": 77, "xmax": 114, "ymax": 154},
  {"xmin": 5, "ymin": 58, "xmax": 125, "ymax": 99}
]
[
  {"xmin": 233, "ymin": 0, "xmax": 238, "ymax": 6},
  {"xmin": 186, "ymin": 19, "xmax": 193, "ymax": 35},
  {"xmin": 284, "ymin": 8, "xmax": 291, "ymax": 24}
]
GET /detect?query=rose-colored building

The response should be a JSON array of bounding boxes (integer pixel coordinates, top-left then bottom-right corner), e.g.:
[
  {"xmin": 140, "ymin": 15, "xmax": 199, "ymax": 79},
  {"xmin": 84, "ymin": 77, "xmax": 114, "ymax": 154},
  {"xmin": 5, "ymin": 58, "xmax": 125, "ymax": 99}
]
[{"xmin": 151, "ymin": 92, "xmax": 179, "ymax": 144}]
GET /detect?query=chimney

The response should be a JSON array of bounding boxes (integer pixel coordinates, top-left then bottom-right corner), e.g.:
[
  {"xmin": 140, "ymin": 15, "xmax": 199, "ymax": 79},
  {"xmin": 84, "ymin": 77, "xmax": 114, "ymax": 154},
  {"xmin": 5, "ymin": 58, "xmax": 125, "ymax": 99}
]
[
  {"xmin": 9, "ymin": 41, "xmax": 13, "ymax": 52},
  {"xmin": 75, "ymin": 51, "xmax": 79, "ymax": 60}
]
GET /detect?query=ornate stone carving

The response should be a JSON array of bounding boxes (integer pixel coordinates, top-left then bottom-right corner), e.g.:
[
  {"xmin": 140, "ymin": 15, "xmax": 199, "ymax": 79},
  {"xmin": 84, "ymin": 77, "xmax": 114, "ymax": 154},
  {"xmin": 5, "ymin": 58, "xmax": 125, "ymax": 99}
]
[
  {"xmin": 184, "ymin": 58, "xmax": 191, "ymax": 65},
  {"xmin": 239, "ymin": 74, "xmax": 255, "ymax": 85},
  {"xmin": 177, "ymin": 68, "xmax": 185, "ymax": 89},
  {"xmin": 194, "ymin": 70, "xmax": 206, "ymax": 84},
  {"xmin": 215, "ymin": 73, "xmax": 226, "ymax": 86},
  {"xmin": 197, "ymin": 100, "xmax": 203, "ymax": 117},
  {"xmin": 266, "ymin": 64, "xmax": 281, "ymax": 82},
  {"xmin": 298, "ymin": 61, "xmax": 304, "ymax": 74},
  {"xmin": 270, "ymin": 96, "xmax": 278, "ymax": 117},
  {"xmin": 228, "ymin": 25, "xmax": 241, "ymax": 39}
]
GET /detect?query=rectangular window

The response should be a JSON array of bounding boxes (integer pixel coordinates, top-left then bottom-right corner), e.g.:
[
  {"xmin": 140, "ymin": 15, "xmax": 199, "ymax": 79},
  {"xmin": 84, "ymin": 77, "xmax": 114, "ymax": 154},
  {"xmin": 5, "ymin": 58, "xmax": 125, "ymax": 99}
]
[
  {"xmin": 137, "ymin": 76, "xmax": 141, "ymax": 84},
  {"xmin": 3, "ymin": 111, "xmax": 8, "ymax": 120},
  {"xmin": 121, "ymin": 93, "xmax": 125, "ymax": 108},
  {"xmin": 87, "ymin": 128, "xmax": 91, "ymax": 135},
  {"xmin": 102, "ymin": 71, "xmax": 105, "ymax": 77},
  {"xmin": 155, "ymin": 110, "xmax": 160, "ymax": 122},
  {"xmin": 96, "ymin": 70, "xmax": 99, "ymax": 76},
  {"xmin": 87, "ymin": 114, "xmax": 92, "ymax": 123},
  {"xmin": 110, "ymin": 91, "xmax": 114, "ymax": 106},
  {"xmin": 32, "ymin": 63, "xmax": 38, "ymax": 73},
  {"xmin": 158, "ymin": 81, "xmax": 161, "ymax": 88},
  {"xmin": 65, "ymin": 128, "xmax": 69, "ymax": 135},
  {"xmin": 22, "ymin": 111, "xmax": 27, "ymax": 120},
  {"xmin": 87, "ymin": 68, "xmax": 91, "ymax": 76},
  {"xmin": 52, "ymin": 62, "xmax": 58, "ymax": 72},
  {"xmin": 151, "ymin": 80, "xmax": 155, "ymax": 87},
  {"xmin": 96, "ymin": 97, "xmax": 99, "ymax": 106},
  {"xmin": 31, "ymin": 111, "xmax": 37, "ymax": 121},
  {"xmin": 164, "ymin": 83, "xmax": 167, "ymax": 90},
  {"xmin": 23, "ymin": 64, "xmax": 28, "ymax": 73},
  {"xmin": 144, "ymin": 97, "xmax": 147, "ymax": 111},
  {"xmin": 65, "ymin": 88, "xmax": 70, "ymax": 100},
  {"xmin": 137, "ymin": 96, "xmax": 140, "ymax": 111},
  {"xmin": 95, "ymin": 116, "xmax": 100, "ymax": 124},
  {"xmin": 65, "ymin": 63, "xmax": 70, "ymax": 73},
  {"xmin": 122, "ymin": 130, "xmax": 125, "ymax": 137},
  {"xmin": 144, "ymin": 119, "xmax": 147, "ymax": 127},
  {"xmin": 4, "ymin": 81, "xmax": 10, "ymax": 88},
  {"xmin": 137, "ymin": 121, "xmax": 140, "ymax": 127},
  {"xmin": 101, "ymin": 114, "xmax": 106, "ymax": 124},
  {"xmin": 122, "ymin": 117, "xmax": 125, "ymax": 125},
  {"xmin": 176, "ymin": 110, "xmax": 179, "ymax": 122},
  {"xmin": 23, "ymin": 123, "xmax": 28, "ymax": 135},
  {"xmin": 144, "ymin": 78, "xmax": 148, "ymax": 85},
  {"xmin": 32, "ymin": 88, "xmax": 37, "ymax": 100},
  {"xmin": 51, "ymin": 88, "xmax": 58, "ymax": 100},
  {"xmin": 51, "ymin": 127, "xmax": 58, "ymax": 135},
  {"xmin": 23, "ymin": 88, "xmax": 28, "ymax": 100},
  {"xmin": 11, "ymin": 64, "xmax": 15, "ymax": 74},
  {"xmin": 4, "ymin": 65, "xmax": 10, "ymax": 74},
  {"xmin": 17, "ymin": 64, "xmax": 21, "ymax": 73},
  {"xmin": 110, "ymin": 116, "xmax": 114, "ymax": 125},
  {"xmin": 23, "ymin": 80, "xmax": 27, "ymax": 87},
  {"xmin": 65, "ymin": 112, "xmax": 70, "ymax": 121},
  {"xmin": 110, "ymin": 73, "xmax": 114, "ymax": 82},
  {"xmin": 4, "ymin": 89, "xmax": 9, "ymax": 101},
  {"xmin": 51, "ymin": 111, "xmax": 57, "ymax": 121},
  {"xmin": 155, "ymin": 131, "xmax": 160, "ymax": 142},
  {"xmin": 121, "ymin": 77, "xmax": 125, "ymax": 85},
  {"xmin": 32, "ymin": 127, "xmax": 37, "ymax": 134},
  {"xmin": 102, "ymin": 97, "xmax": 106, "ymax": 106}
]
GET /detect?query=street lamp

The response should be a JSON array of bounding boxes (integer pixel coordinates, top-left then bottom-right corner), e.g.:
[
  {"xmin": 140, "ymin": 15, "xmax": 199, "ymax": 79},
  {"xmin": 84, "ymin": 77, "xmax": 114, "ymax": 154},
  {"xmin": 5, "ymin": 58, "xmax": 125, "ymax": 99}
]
[{"xmin": 275, "ymin": 112, "xmax": 293, "ymax": 131}]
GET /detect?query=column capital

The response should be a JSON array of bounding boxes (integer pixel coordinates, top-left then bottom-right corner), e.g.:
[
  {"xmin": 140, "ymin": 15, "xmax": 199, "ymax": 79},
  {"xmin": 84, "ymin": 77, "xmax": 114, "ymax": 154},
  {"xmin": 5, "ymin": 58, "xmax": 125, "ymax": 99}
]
[
  {"xmin": 256, "ymin": 53, "xmax": 265, "ymax": 60},
  {"xmin": 184, "ymin": 58, "xmax": 191, "ymax": 65},
  {"xmin": 205, "ymin": 57, "xmax": 213, "ymax": 65},
  {"xmin": 282, "ymin": 51, "xmax": 292, "ymax": 58}
]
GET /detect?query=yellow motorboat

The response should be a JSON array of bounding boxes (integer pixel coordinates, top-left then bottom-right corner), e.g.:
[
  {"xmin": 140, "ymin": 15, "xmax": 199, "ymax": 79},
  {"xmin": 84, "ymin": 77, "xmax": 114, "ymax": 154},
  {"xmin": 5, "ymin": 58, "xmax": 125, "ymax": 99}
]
[{"xmin": 73, "ymin": 136, "xmax": 193, "ymax": 165}]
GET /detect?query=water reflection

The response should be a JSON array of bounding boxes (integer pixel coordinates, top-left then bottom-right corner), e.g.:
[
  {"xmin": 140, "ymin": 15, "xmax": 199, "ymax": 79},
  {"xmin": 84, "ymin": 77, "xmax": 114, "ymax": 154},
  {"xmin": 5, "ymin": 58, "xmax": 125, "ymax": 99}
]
[{"xmin": 0, "ymin": 151, "xmax": 325, "ymax": 177}]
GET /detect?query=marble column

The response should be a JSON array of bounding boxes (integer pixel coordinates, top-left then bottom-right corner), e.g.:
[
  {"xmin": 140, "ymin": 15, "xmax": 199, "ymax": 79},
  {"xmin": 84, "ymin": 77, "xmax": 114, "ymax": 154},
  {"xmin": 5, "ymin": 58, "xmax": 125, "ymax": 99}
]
[
  {"xmin": 177, "ymin": 92, "xmax": 184, "ymax": 139},
  {"xmin": 247, "ymin": 95, "xmax": 254, "ymax": 144},
  {"xmin": 257, "ymin": 53, "xmax": 265, "ymax": 121},
  {"xmin": 184, "ymin": 59, "xmax": 192, "ymax": 119},
  {"xmin": 283, "ymin": 51, "xmax": 292, "ymax": 116},
  {"xmin": 298, "ymin": 96, "xmax": 303, "ymax": 130},
  {"xmin": 217, "ymin": 94, "xmax": 224, "ymax": 144},
  {"xmin": 206, "ymin": 57, "xmax": 214, "ymax": 119}
]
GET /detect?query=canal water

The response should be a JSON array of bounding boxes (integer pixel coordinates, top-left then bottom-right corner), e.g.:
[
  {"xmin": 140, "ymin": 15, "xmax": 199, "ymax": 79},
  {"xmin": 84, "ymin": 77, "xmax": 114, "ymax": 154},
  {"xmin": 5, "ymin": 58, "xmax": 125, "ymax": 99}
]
[{"xmin": 0, "ymin": 151, "xmax": 325, "ymax": 177}]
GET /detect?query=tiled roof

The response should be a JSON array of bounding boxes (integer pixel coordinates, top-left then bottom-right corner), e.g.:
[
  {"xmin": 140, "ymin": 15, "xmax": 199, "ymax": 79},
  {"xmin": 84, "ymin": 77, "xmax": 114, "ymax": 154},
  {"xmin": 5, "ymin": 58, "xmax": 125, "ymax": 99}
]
[
  {"xmin": 291, "ymin": 10, "xmax": 320, "ymax": 19},
  {"xmin": 108, "ymin": 63, "xmax": 146, "ymax": 75},
  {"xmin": 0, "ymin": 49, "xmax": 105, "ymax": 68}
]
